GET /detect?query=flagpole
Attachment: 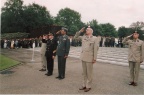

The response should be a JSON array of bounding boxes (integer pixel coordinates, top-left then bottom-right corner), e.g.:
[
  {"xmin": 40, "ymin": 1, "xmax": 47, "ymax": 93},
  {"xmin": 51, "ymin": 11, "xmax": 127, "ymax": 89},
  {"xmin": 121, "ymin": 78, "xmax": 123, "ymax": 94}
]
[{"xmin": 31, "ymin": 42, "xmax": 35, "ymax": 62}]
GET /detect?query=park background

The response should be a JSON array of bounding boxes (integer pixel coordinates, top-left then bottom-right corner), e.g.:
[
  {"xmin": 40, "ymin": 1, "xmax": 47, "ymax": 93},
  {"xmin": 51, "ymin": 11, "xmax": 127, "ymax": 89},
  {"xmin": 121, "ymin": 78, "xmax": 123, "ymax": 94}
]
[{"xmin": 1, "ymin": 0, "xmax": 144, "ymax": 39}]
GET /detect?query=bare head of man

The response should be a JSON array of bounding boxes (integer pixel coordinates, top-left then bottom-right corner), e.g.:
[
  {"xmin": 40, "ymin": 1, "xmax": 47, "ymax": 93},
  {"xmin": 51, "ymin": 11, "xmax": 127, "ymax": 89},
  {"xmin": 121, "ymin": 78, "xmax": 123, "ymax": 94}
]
[{"xmin": 85, "ymin": 27, "xmax": 93, "ymax": 36}]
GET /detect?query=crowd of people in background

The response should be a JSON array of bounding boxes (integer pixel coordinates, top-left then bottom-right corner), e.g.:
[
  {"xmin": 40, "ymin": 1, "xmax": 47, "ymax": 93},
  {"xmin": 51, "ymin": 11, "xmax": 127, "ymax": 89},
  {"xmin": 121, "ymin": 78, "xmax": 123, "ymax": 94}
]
[
  {"xmin": 98, "ymin": 36, "xmax": 124, "ymax": 48},
  {"xmin": 1, "ymin": 37, "xmax": 43, "ymax": 49},
  {"xmin": 1, "ymin": 35, "xmax": 125, "ymax": 49},
  {"xmin": 71, "ymin": 36, "xmax": 124, "ymax": 48}
]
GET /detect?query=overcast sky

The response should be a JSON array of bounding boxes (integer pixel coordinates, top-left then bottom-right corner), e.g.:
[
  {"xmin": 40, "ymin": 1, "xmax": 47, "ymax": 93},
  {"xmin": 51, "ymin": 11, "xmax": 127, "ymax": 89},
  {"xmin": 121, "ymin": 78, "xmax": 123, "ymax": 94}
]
[{"xmin": 1, "ymin": 0, "xmax": 144, "ymax": 29}]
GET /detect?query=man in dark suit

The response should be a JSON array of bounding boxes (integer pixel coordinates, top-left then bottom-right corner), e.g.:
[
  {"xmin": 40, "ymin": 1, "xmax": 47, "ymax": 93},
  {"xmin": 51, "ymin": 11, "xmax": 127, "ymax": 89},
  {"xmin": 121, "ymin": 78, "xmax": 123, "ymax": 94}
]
[
  {"xmin": 56, "ymin": 27, "xmax": 70, "ymax": 80},
  {"xmin": 1, "ymin": 39, "xmax": 4, "ymax": 48},
  {"xmin": 42, "ymin": 33, "xmax": 57, "ymax": 76}
]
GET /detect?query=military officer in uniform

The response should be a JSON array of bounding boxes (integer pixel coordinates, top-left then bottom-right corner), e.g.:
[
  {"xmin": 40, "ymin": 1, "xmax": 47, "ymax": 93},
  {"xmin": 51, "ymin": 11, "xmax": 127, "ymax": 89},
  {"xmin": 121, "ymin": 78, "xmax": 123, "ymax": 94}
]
[
  {"xmin": 42, "ymin": 33, "xmax": 57, "ymax": 76},
  {"xmin": 39, "ymin": 35, "xmax": 47, "ymax": 71},
  {"xmin": 74, "ymin": 27, "xmax": 99, "ymax": 92},
  {"xmin": 122, "ymin": 31, "xmax": 144, "ymax": 86},
  {"xmin": 56, "ymin": 27, "xmax": 70, "ymax": 80}
]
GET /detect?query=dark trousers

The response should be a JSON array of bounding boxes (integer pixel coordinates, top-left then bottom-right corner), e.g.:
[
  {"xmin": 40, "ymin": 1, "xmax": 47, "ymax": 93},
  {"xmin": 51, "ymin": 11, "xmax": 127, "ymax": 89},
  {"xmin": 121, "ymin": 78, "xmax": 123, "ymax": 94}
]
[
  {"xmin": 46, "ymin": 56, "xmax": 54, "ymax": 74},
  {"xmin": 58, "ymin": 56, "xmax": 66, "ymax": 78}
]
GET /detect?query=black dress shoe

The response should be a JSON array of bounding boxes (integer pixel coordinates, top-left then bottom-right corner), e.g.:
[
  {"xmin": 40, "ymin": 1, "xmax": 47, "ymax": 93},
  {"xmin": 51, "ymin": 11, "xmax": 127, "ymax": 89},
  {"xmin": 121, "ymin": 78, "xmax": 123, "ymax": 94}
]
[
  {"xmin": 84, "ymin": 88, "xmax": 91, "ymax": 92},
  {"xmin": 48, "ymin": 74, "xmax": 52, "ymax": 76},
  {"xmin": 59, "ymin": 77, "xmax": 65, "ymax": 80},
  {"xmin": 79, "ymin": 87, "xmax": 86, "ymax": 90},
  {"xmin": 39, "ymin": 69, "xmax": 46, "ymax": 71},
  {"xmin": 129, "ymin": 82, "xmax": 134, "ymax": 85},
  {"xmin": 45, "ymin": 73, "xmax": 49, "ymax": 76},
  {"xmin": 133, "ymin": 82, "xmax": 137, "ymax": 86},
  {"xmin": 56, "ymin": 76, "xmax": 60, "ymax": 79}
]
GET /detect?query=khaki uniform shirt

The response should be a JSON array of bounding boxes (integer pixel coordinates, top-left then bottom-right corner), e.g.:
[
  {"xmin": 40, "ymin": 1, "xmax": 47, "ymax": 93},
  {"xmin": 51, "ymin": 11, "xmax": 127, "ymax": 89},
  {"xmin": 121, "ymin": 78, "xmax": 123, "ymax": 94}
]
[
  {"xmin": 122, "ymin": 37, "xmax": 144, "ymax": 63},
  {"xmin": 74, "ymin": 32, "xmax": 99, "ymax": 62}
]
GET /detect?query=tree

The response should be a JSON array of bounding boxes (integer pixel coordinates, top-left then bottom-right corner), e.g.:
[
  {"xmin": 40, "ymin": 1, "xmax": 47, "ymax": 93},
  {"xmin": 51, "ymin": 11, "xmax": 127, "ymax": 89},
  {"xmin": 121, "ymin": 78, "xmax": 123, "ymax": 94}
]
[
  {"xmin": 118, "ymin": 26, "xmax": 133, "ymax": 38},
  {"xmin": 55, "ymin": 8, "xmax": 83, "ymax": 35},
  {"xmin": 22, "ymin": 3, "xmax": 53, "ymax": 33},
  {"xmin": 118, "ymin": 26, "xmax": 144, "ymax": 40},
  {"xmin": 68, "ymin": 25, "xmax": 79, "ymax": 35},
  {"xmin": 129, "ymin": 21, "xmax": 144, "ymax": 40},
  {"xmin": 1, "ymin": 0, "xmax": 24, "ymax": 33},
  {"xmin": 99, "ymin": 23, "xmax": 117, "ymax": 37},
  {"xmin": 137, "ymin": 29, "xmax": 144, "ymax": 40},
  {"xmin": 1, "ymin": 0, "xmax": 53, "ymax": 33},
  {"xmin": 130, "ymin": 21, "xmax": 144, "ymax": 30}
]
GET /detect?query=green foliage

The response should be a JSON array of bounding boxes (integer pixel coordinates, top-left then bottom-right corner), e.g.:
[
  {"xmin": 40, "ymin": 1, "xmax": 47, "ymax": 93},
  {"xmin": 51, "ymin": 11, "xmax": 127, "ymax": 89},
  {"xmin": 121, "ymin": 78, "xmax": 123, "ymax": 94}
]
[
  {"xmin": 1, "ymin": 0, "xmax": 24, "ymax": 33},
  {"xmin": 138, "ymin": 30, "xmax": 144, "ymax": 40},
  {"xmin": 1, "ymin": 0, "xmax": 142, "ymax": 38},
  {"xmin": 118, "ymin": 26, "xmax": 144, "ymax": 40},
  {"xmin": 55, "ymin": 8, "xmax": 81, "ymax": 26},
  {"xmin": 87, "ymin": 19, "xmax": 103, "ymax": 36},
  {"xmin": 55, "ymin": 8, "xmax": 83, "ymax": 35},
  {"xmin": 118, "ymin": 26, "xmax": 132, "ymax": 38},
  {"xmin": 78, "ymin": 20, "xmax": 118, "ymax": 37},
  {"xmin": 99, "ymin": 23, "xmax": 117, "ymax": 37},
  {"xmin": 68, "ymin": 25, "xmax": 79, "ymax": 35},
  {"xmin": 22, "ymin": 3, "xmax": 53, "ymax": 32},
  {"xmin": 1, "ymin": 0, "xmax": 53, "ymax": 33},
  {"xmin": 1, "ymin": 32, "xmax": 29, "ymax": 39}
]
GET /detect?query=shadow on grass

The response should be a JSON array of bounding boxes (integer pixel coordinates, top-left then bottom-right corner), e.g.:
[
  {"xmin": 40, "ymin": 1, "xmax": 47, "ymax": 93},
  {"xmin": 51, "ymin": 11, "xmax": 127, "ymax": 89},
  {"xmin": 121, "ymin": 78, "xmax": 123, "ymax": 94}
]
[{"xmin": 0, "ymin": 70, "xmax": 15, "ymax": 74}]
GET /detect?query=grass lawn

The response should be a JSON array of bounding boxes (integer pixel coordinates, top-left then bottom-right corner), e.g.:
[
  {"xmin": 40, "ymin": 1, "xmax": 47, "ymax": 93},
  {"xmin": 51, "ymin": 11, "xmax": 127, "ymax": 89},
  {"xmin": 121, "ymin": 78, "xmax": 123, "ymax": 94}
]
[{"xmin": 0, "ymin": 54, "xmax": 20, "ymax": 71}]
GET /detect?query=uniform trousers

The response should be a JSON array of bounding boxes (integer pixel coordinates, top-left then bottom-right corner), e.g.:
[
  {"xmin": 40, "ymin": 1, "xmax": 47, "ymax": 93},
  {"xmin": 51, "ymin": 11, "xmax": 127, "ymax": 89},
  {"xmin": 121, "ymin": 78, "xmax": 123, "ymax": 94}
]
[
  {"xmin": 41, "ymin": 53, "xmax": 47, "ymax": 69},
  {"xmin": 82, "ymin": 61, "xmax": 93, "ymax": 88},
  {"xmin": 58, "ymin": 56, "xmax": 66, "ymax": 78},
  {"xmin": 129, "ymin": 61, "xmax": 140, "ymax": 82},
  {"xmin": 46, "ymin": 56, "xmax": 54, "ymax": 74}
]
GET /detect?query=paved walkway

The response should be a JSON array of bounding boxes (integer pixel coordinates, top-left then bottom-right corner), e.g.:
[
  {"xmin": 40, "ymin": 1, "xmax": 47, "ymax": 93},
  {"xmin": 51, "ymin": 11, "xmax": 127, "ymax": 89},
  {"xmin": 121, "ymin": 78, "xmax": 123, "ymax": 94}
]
[
  {"xmin": 27, "ymin": 47, "xmax": 144, "ymax": 69},
  {"xmin": 0, "ymin": 47, "xmax": 144, "ymax": 94}
]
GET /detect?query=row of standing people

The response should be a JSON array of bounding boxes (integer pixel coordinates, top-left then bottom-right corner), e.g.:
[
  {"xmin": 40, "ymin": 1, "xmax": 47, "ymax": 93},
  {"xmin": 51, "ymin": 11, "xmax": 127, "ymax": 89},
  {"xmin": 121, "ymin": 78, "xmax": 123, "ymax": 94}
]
[
  {"xmin": 1, "ymin": 38, "xmax": 42, "ymax": 49},
  {"xmin": 71, "ymin": 36, "xmax": 124, "ymax": 48},
  {"xmin": 39, "ymin": 27, "xmax": 70, "ymax": 81},
  {"xmin": 40, "ymin": 27, "xmax": 99, "ymax": 92},
  {"xmin": 2, "ymin": 27, "xmax": 143, "ymax": 92},
  {"xmin": 97, "ymin": 36, "xmax": 124, "ymax": 47},
  {"xmin": 97, "ymin": 36, "xmax": 115, "ymax": 47},
  {"xmin": 40, "ymin": 27, "xmax": 144, "ymax": 93}
]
